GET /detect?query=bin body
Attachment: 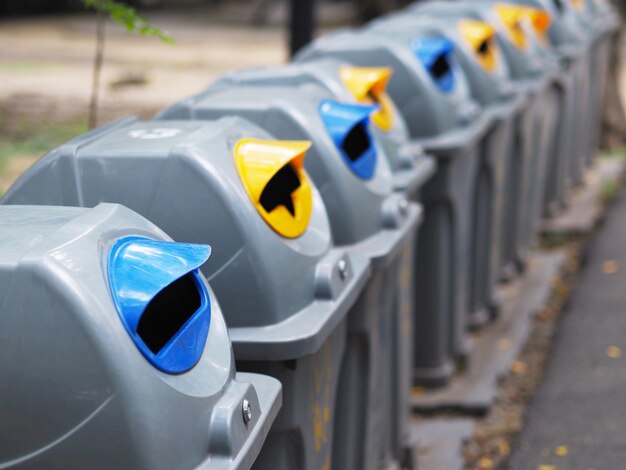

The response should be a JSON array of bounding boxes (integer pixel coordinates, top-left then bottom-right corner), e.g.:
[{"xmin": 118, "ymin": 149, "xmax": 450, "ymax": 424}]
[
  {"xmin": 2, "ymin": 118, "xmax": 375, "ymax": 470},
  {"xmin": 0, "ymin": 203, "xmax": 282, "ymax": 470},
  {"xmin": 410, "ymin": 1, "xmax": 559, "ymax": 276},
  {"xmin": 482, "ymin": 0, "xmax": 580, "ymax": 215},
  {"xmin": 570, "ymin": 0, "xmax": 620, "ymax": 162},
  {"xmin": 157, "ymin": 85, "xmax": 422, "ymax": 470},
  {"xmin": 504, "ymin": 0, "xmax": 593, "ymax": 188},
  {"xmin": 369, "ymin": 11, "xmax": 529, "ymax": 329},
  {"xmin": 3, "ymin": 113, "xmax": 416, "ymax": 470},
  {"xmin": 296, "ymin": 25, "xmax": 495, "ymax": 383},
  {"xmin": 163, "ymin": 64, "xmax": 436, "ymax": 467}
]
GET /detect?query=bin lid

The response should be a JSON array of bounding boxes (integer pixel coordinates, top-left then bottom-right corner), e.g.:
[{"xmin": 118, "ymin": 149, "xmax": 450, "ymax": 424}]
[
  {"xmin": 234, "ymin": 139, "xmax": 313, "ymax": 238},
  {"xmin": 2, "ymin": 117, "xmax": 345, "ymax": 334},
  {"xmin": 295, "ymin": 27, "xmax": 477, "ymax": 139},
  {"xmin": 319, "ymin": 100, "xmax": 379, "ymax": 180},
  {"xmin": 410, "ymin": 37, "xmax": 456, "ymax": 93},
  {"xmin": 370, "ymin": 13, "xmax": 514, "ymax": 107},
  {"xmin": 108, "ymin": 237, "xmax": 212, "ymax": 374},
  {"xmin": 495, "ymin": 3, "xmax": 531, "ymax": 50},
  {"xmin": 156, "ymin": 86, "xmax": 397, "ymax": 247},
  {"xmin": 196, "ymin": 60, "xmax": 415, "ymax": 174},
  {"xmin": 338, "ymin": 65, "xmax": 395, "ymax": 131},
  {"xmin": 409, "ymin": 1, "xmax": 544, "ymax": 80}
]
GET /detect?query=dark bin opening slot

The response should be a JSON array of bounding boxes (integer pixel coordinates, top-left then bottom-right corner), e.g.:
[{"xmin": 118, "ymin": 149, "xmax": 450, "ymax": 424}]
[
  {"xmin": 367, "ymin": 90, "xmax": 380, "ymax": 104},
  {"xmin": 552, "ymin": 0, "xmax": 564, "ymax": 12},
  {"xmin": 478, "ymin": 40, "xmax": 490, "ymax": 56},
  {"xmin": 137, "ymin": 272, "xmax": 202, "ymax": 354},
  {"xmin": 260, "ymin": 163, "xmax": 301, "ymax": 216},
  {"xmin": 431, "ymin": 54, "xmax": 451, "ymax": 80},
  {"xmin": 342, "ymin": 122, "xmax": 371, "ymax": 162}
]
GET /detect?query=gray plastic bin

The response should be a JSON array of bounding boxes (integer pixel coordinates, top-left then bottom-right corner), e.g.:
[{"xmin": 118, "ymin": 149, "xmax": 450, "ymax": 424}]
[
  {"xmin": 409, "ymin": 0, "xmax": 559, "ymax": 277},
  {"xmin": 504, "ymin": 0, "xmax": 593, "ymax": 188},
  {"xmin": 0, "ymin": 203, "xmax": 282, "ymax": 470},
  {"xmin": 369, "ymin": 11, "xmax": 527, "ymax": 334},
  {"xmin": 2, "ymin": 119, "xmax": 374, "ymax": 470},
  {"xmin": 295, "ymin": 24, "xmax": 494, "ymax": 384},
  {"xmin": 165, "ymin": 64, "xmax": 436, "ymax": 468},
  {"xmin": 568, "ymin": 0, "xmax": 620, "ymax": 163},
  {"xmin": 156, "ymin": 86, "xmax": 422, "ymax": 470},
  {"xmin": 513, "ymin": 1, "xmax": 579, "ymax": 217}
]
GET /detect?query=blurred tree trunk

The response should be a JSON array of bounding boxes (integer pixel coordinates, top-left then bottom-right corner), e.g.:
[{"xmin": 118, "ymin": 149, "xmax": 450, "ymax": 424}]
[
  {"xmin": 89, "ymin": 9, "xmax": 105, "ymax": 129},
  {"xmin": 356, "ymin": 0, "xmax": 414, "ymax": 22},
  {"xmin": 289, "ymin": 0, "xmax": 316, "ymax": 56}
]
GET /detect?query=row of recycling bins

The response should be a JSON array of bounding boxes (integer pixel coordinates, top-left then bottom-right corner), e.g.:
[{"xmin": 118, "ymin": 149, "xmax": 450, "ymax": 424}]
[{"xmin": 0, "ymin": 0, "xmax": 619, "ymax": 468}]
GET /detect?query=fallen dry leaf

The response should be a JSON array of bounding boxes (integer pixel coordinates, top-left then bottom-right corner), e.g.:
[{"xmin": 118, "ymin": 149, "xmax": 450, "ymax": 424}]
[
  {"xmin": 498, "ymin": 338, "xmax": 512, "ymax": 350},
  {"xmin": 555, "ymin": 445, "xmax": 568, "ymax": 457},
  {"xmin": 602, "ymin": 260, "xmax": 620, "ymax": 275},
  {"xmin": 498, "ymin": 439, "xmax": 510, "ymax": 456},
  {"xmin": 478, "ymin": 456, "xmax": 494, "ymax": 469},
  {"xmin": 607, "ymin": 345, "xmax": 622, "ymax": 359},
  {"xmin": 511, "ymin": 360, "xmax": 528, "ymax": 375},
  {"xmin": 537, "ymin": 465, "xmax": 556, "ymax": 470}
]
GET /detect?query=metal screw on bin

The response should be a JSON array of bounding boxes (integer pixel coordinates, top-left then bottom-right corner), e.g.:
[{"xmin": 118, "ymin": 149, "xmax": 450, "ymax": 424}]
[
  {"xmin": 242, "ymin": 399, "xmax": 252, "ymax": 425},
  {"xmin": 337, "ymin": 259, "xmax": 349, "ymax": 281},
  {"xmin": 398, "ymin": 198, "xmax": 409, "ymax": 217},
  {"xmin": 498, "ymin": 80, "xmax": 517, "ymax": 98}
]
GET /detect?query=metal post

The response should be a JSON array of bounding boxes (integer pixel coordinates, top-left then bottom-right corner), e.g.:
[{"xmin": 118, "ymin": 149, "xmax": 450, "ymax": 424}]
[{"xmin": 289, "ymin": 0, "xmax": 317, "ymax": 57}]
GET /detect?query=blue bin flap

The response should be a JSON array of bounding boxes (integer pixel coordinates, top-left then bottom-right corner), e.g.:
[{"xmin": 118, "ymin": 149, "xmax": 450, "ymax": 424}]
[
  {"xmin": 108, "ymin": 237, "xmax": 212, "ymax": 374},
  {"xmin": 411, "ymin": 37, "xmax": 456, "ymax": 93},
  {"xmin": 319, "ymin": 100, "xmax": 379, "ymax": 180}
]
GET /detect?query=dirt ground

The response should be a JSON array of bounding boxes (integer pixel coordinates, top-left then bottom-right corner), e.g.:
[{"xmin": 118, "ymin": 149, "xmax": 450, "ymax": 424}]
[
  {"xmin": 464, "ymin": 236, "xmax": 585, "ymax": 470},
  {"xmin": 0, "ymin": 2, "xmax": 360, "ymax": 193},
  {"xmin": 0, "ymin": 7, "xmax": 288, "ymax": 122},
  {"xmin": 0, "ymin": 3, "xmax": 296, "ymax": 192}
]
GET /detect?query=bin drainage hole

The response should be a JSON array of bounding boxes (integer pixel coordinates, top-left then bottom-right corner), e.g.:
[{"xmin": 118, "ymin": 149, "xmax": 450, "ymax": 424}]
[
  {"xmin": 260, "ymin": 163, "xmax": 301, "ymax": 217},
  {"xmin": 342, "ymin": 122, "xmax": 371, "ymax": 162},
  {"xmin": 136, "ymin": 273, "xmax": 201, "ymax": 354},
  {"xmin": 430, "ymin": 53, "xmax": 451, "ymax": 81}
]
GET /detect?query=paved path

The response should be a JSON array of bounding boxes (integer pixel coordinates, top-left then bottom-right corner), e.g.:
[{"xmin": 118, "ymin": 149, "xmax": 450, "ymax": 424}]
[{"xmin": 507, "ymin": 188, "xmax": 626, "ymax": 470}]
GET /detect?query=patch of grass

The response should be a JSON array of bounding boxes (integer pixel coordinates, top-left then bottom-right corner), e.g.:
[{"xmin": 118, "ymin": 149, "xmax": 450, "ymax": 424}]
[
  {"xmin": 0, "ymin": 117, "xmax": 88, "ymax": 192},
  {"xmin": 601, "ymin": 146, "xmax": 626, "ymax": 161},
  {"xmin": 601, "ymin": 179, "xmax": 620, "ymax": 202},
  {"xmin": 0, "ymin": 119, "xmax": 88, "ymax": 162},
  {"xmin": 0, "ymin": 61, "xmax": 53, "ymax": 74},
  {"xmin": 541, "ymin": 231, "xmax": 571, "ymax": 249}
]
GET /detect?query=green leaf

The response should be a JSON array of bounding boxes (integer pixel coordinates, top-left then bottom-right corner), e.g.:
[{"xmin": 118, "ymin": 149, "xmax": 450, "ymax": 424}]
[{"xmin": 81, "ymin": 0, "xmax": 174, "ymax": 45}]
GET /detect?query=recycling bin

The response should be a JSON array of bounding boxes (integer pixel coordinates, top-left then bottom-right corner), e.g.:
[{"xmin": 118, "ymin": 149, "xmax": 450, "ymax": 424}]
[
  {"xmin": 0, "ymin": 203, "xmax": 282, "ymax": 470},
  {"xmin": 206, "ymin": 59, "xmax": 437, "ymax": 197},
  {"xmin": 2, "ymin": 119, "xmax": 375, "ymax": 470},
  {"xmin": 156, "ymin": 88, "xmax": 422, "ymax": 470},
  {"xmin": 568, "ymin": 0, "xmax": 620, "ymax": 163},
  {"xmin": 505, "ymin": 2, "xmax": 592, "ymax": 217},
  {"xmin": 369, "ymin": 12, "xmax": 528, "ymax": 337},
  {"xmin": 409, "ymin": 1, "xmax": 560, "ymax": 277},
  {"xmin": 161, "ymin": 63, "xmax": 436, "ymax": 467},
  {"xmin": 509, "ymin": 1, "xmax": 579, "ymax": 216},
  {"xmin": 504, "ymin": 0, "xmax": 593, "ymax": 187},
  {"xmin": 295, "ymin": 23, "xmax": 495, "ymax": 384}
]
